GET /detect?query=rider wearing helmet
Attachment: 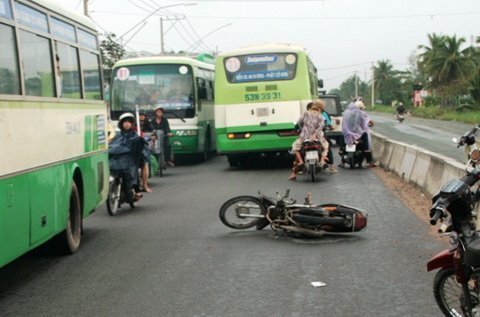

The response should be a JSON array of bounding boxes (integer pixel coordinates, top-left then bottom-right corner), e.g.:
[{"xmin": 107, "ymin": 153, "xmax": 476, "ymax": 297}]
[
  {"xmin": 109, "ymin": 112, "xmax": 145, "ymax": 202},
  {"xmin": 396, "ymin": 102, "xmax": 406, "ymax": 115}
]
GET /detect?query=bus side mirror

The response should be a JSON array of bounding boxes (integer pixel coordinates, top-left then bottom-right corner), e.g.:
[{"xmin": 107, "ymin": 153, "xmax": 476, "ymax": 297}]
[
  {"xmin": 198, "ymin": 87, "xmax": 207, "ymax": 100},
  {"xmin": 318, "ymin": 78, "xmax": 324, "ymax": 88}
]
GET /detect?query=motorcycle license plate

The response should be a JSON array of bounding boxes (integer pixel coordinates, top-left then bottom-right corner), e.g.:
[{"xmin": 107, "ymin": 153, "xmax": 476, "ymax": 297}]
[
  {"xmin": 346, "ymin": 144, "xmax": 356, "ymax": 152},
  {"xmin": 305, "ymin": 151, "xmax": 319, "ymax": 161}
]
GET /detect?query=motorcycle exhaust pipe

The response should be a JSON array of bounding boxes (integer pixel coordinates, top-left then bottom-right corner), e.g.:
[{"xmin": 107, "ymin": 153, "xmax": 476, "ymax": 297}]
[
  {"xmin": 237, "ymin": 214, "xmax": 266, "ymax": 219},
  {"xmin": 277, "ymin": 225, "xmax": 325, "ymax": 237}
]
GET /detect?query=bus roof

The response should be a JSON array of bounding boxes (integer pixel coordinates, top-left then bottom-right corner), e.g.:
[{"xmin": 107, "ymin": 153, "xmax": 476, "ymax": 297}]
[
  {"xmin": 217, "ymin": 43, "xmax": 307, "ymax": 57},
  {"xmin": 31, "ymin": 0, "xmax": 97, "ymax": 32},
  {"xmin": 114, "ymin": 55, "xmax": 215, "ymax": 70}
]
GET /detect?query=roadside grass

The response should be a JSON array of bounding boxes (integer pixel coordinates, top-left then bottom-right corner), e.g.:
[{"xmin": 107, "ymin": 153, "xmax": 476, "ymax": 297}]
[{"xmin": 366, "ymin": 104, "xmax": 480, "ymax": 124}]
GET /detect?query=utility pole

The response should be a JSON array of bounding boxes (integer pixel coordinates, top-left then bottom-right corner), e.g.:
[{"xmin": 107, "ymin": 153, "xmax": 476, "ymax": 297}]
[
  {"xmin": 160, "ymin": 17, "xmax": 164, "ymax": 54},
  {"xmin": 83, "ymin": 0, "xmax": 89, "ymax": 17},
  {"xmin": 371, "ymin": 62, "xmax": 375, "ymax": 108}
]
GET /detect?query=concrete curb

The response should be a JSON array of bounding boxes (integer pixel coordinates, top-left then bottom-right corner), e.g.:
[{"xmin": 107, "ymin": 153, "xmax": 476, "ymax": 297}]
[{"xmin": 371, "ymin": 132, "xmax": 466, "ymax": 197}]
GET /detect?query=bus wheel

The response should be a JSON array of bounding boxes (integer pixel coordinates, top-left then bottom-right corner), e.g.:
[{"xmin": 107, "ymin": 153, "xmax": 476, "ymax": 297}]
[
  {"xmin": 227, "ymin": 155, "xmax": 240, "ymax": 167},
  {"xmin": 201, "ymin": 134, "xmax": 211, "ymax": 162},
  {"xmin": 59, "ymin": 182, "xmax": 82, "ymax": 254}
]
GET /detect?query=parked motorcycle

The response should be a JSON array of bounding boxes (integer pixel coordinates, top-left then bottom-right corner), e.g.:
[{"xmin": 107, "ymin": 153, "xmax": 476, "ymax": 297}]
[
  {"xmin": 427, "ymin": 126, "xmax": 480, "ymax": 316},
  {"xmin": 455, "ymin": 125, "xmax": 480, "ymax": 165},
  {"xmin": 219, "ymin": 190, "xmax": 368, "ymax": 238},
  {"xmin": 300, "ymin": 140, "xmax": 324, "ymax": 183}
]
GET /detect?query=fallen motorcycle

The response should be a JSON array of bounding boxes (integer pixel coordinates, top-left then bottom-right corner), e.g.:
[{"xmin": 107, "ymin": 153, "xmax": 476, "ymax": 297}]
[{"xmin": 219, "ymin": 190, "xmax": 368, "ymax": 238}]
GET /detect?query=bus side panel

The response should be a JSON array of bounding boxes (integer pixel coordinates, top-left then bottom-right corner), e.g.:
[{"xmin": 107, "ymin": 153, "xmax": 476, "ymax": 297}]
[
  {"xmin": 0, "ymin": 176, "xmax": 30, "ymax": 267},
  {"xmin": 29, "ymin": 166, "xmax": 63, "ymax": 246},
  {"xmin": 77, "ymin": 152, "xmax": 109, "ymax": 215}
]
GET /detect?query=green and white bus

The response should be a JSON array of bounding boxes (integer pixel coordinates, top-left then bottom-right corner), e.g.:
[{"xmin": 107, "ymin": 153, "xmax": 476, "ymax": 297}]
[
  {"xmin": 110, "ymin": 54, "xmax": 216, "ymax": 160},
  {"xmin": 214, "ymin": 43, "xmax": 319, "ymax": 166},
  {"xmin": 0, "ymin": 0, "xmax": 108, "ymax": 268}
]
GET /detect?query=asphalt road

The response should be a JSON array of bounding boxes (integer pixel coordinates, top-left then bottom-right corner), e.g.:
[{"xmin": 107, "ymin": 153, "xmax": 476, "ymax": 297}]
[
  {"xmin": 0, "ymin": 155, "xmax": 446, "ymax": 316},
  {"xmin": 369, "ymin": 112, "xmax": 475, "ymax": 163}
]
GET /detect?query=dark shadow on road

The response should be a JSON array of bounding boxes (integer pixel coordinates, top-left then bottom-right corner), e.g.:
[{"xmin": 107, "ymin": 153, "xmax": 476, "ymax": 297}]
[{"xmin": 217, "ymin": 229, "xmax": 366, "ymax": 245}]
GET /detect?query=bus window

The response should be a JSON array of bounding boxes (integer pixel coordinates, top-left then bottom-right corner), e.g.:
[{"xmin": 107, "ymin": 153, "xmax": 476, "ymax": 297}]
[
  {"xmin": 15, "ymin": 2, "xmax": 48, "ymax": 33},
  {"xmin": 0, "ymin": 0, "xmax": 13, "ymax": 19},
  {"xmin": 78, "ymin": 29, "xmax": 98, "ymax": 50},
  {"xmin": 224, "ymin": 53, "xmax": 297, "ymax": 84},
  {"xmin": 55, "ymin": 42, "xmax": 81, "ymax": 98},
  {"xmin": 19, "ymin": 30, "xmax": 54, "ymax": 97},
  {"xmin": 0, "ymin": 24, "xmax": 20, "ymax": 95},
  {"xmin": 111, "ymin": 64, "xmax": 194, "ymax": 118},
  {"xmin": 51, "ymin": 17, "xmax": 76, "ymax": 43},
  {"xmin": 80, "ymin": 50, "xmax": 102, "ymax": 100}
]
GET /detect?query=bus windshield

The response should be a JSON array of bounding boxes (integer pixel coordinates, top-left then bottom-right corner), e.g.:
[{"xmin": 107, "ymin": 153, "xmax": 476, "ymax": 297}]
[
  {"xmin": 223, "ymin": 53, "xmax": 297, "ymax": 84},
  {"xmin": 111, "ymin": 64, "xmax": 194, "ymax": 118}
]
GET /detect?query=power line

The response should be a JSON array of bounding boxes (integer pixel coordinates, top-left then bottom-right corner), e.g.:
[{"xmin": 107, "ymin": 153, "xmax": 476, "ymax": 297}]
[
  {"xmin": 91, "ymin": 10, "xmax": 480, "ymax": 20},
  {"xmin": 192, "ymin": 12, "xmax": 480, "ymax": 20},
  {"xmin": 317, "ymin": 62, "xmax": 373, "ymax": 71}
]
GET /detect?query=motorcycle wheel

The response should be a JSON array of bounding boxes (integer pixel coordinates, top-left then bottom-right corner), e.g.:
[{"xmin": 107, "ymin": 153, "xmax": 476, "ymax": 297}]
[
  {"xmin": 433, "ymin": 268, "xmax": 477, "ymax": 317},
  {"xmin": 347, "ymin": 153, "xmax": 355, "ymax": 169},
  {"xmin": 106, "ymin": 179, "xmax": 121, "ymax": 216},
  {"xmin": 219, "ymin": 196, "xmax": 266, "ymax": 229},
  {"xmin": 310, "ymin": 163, "xmax": 316, "ymax": 183}
]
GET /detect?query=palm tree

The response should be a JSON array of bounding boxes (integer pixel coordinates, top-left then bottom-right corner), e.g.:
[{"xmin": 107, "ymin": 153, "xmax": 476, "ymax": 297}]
[
  {"xmin": 418, "ymin": 34, "xmax": 476, "ymax": 105},
  {"xmin": 374, "ymin": 60, "xmax": 401, "ymax": 105}
]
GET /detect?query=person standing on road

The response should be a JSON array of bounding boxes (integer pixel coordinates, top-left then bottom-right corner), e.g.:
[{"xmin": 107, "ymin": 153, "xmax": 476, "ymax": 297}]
[
  {"xmin": 139, "ymin": 111, "xmax": 153, "ymax": 193},
  {"xmin": 151, "ymin": 106, "xmax": 175, "ymax": 167},
  {"xmin": 320, "ymin": 104, "xmax": 338, "ymax": 174}
]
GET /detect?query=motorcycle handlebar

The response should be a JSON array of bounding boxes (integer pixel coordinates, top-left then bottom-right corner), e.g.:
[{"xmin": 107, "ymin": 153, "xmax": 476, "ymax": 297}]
[{"xmin": 430, "ymin": 205, "xmax": 446, "ymax": 225}]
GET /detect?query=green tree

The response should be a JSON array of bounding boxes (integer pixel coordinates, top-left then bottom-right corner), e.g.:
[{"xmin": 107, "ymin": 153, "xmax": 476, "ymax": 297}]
[
  {"xmin": 418, "ymin": 33, "xmax": 476, "ymax": 106},
  {"xmin": 99, "ymin": 33, "xmax": 125, "ymax": 74},
  {"xmin": 330, "ymin": 74, "xmax": 369, "ymax": 103},
  {"xmin": 373, "ymin": 59, "xmax": 403, "ymax": 105}
]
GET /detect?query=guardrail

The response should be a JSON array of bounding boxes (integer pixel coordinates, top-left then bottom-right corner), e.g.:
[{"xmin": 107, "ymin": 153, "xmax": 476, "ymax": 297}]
[{"xmin": 371, "ymin": 131, "xmax": 466, "ymax": 197}]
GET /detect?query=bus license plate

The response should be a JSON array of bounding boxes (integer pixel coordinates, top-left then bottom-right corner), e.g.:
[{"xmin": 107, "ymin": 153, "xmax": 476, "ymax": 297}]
[
  {"xmin": 305, "ymin": 151, "xmax": 319, "ymax": 161},
  {"xmin": 256, "ymin": 107, "xmax": 269, "ymax": 117}
]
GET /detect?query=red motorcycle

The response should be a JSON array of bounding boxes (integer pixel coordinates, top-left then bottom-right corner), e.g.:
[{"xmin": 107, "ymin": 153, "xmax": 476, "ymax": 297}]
[{"xmin": 428, "ymin": 126, "xmax": 480, "ymax": 316}]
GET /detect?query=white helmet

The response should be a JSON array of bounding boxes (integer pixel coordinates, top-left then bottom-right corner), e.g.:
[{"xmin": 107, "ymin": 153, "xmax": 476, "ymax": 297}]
[{"xmin": 118, "ymin": 112, "xmax": 135, "ymax": 129}]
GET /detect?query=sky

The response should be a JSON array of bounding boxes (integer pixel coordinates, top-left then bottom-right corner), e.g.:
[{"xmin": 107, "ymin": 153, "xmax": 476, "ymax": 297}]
[{"xmin": 59, "ymin": 0, "xmax": 480, "ymax": 91}]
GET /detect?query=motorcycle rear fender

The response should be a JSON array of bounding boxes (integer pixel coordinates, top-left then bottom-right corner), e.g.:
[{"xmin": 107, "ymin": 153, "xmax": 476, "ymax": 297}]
[{"xmin": 427, "ymin": 249, "xmax": 455, "ymax": 272}]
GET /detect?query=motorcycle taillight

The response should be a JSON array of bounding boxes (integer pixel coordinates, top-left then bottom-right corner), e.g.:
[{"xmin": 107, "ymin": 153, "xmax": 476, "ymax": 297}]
[{"xmin": 354, "ymin": 212, "xmax": 367, "ymax": 231}]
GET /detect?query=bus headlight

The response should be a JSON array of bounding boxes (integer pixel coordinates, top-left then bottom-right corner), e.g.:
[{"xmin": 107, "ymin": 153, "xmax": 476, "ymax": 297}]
[
  {"xmin": 227, "ymin": 133, "xmax": 252, "ymax": 139},
  {"xmin": 176, "ymin": 130, "xmax": 198, "ymax": 136}
]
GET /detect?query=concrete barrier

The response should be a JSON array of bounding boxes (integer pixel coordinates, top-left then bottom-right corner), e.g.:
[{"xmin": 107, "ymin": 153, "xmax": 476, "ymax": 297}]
[
  {"xmin": 371, "ymin": 132, "xmax": 466, "ymax": 197},
  {"xmin": 370, "ymin": 131, "xmax": 480, "ymax": 228}
]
